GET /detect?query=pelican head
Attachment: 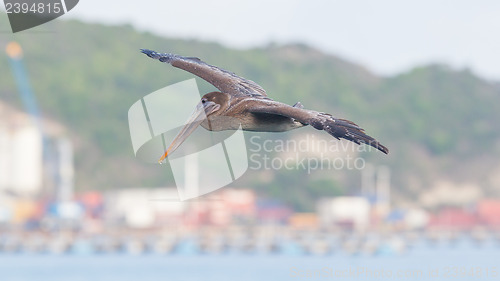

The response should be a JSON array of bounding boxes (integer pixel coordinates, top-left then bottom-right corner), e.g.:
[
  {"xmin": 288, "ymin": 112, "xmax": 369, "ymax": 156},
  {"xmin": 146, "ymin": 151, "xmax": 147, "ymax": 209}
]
[{"xmin": 157, "ymin": 92, "xmax": 227, "ymax": 163}]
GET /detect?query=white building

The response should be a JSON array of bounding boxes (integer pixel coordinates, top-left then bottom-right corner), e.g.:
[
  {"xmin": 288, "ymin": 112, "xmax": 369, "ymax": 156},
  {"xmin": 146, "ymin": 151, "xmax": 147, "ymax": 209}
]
[
  {"xmin": 317, "ymin": 196, "xmax": 371, "ymax": 231},
  {"xmin": 0, "ymin": 100, "xmax": 68, "ymax": 197},
  {"xmin": 105, "ymin": 187, "xmax": 188, "ymax": 228}
]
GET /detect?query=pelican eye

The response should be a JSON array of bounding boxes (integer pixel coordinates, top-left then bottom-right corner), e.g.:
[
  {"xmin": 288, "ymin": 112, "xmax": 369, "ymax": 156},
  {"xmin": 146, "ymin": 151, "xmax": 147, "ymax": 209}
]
[{"xmin": 201, "ymin": 98, "xmax": 207, "ymax": 104}]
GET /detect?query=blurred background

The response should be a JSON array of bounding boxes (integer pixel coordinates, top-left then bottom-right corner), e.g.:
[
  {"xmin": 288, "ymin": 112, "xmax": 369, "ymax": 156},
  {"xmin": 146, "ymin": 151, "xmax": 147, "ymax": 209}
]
[{"xmin": 1, "ymin": 1, "xmax": 500, "ymax": 280}]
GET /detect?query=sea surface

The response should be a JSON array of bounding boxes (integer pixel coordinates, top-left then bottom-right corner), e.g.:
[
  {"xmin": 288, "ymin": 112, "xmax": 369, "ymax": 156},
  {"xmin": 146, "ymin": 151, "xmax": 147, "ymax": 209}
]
[{"xmin": 1, "ymin": 240, "xmax": 499, "ymax": 281}]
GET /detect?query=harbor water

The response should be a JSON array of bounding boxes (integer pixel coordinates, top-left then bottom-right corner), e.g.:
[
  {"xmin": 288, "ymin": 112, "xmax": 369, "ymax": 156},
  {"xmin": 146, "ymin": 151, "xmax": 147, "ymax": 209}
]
[{"xmin": 1, "ymin": 239, "xmax": 499, "ymax": 281}]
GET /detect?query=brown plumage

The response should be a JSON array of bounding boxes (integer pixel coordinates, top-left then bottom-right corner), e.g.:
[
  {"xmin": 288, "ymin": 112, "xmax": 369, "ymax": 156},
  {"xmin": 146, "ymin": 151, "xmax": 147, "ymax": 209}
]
[{"xmin": 140, "ymin": 49, "xmax": 388, "ymax": 162}]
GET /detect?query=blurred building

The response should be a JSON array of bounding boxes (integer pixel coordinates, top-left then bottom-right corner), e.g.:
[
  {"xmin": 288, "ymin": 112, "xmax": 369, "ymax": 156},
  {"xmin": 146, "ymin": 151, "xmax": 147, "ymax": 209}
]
[
  {"xmin": 104, "ymin": 188, "xmax": 186, "ymax": 229},
  {"xmin": 205, "ymin": 188, "xmax": 256, "ymax": 226},
  {"xmin": 0, "ymin": 101, "xmax": 43, "ymax": 196},
  {"xmin": 477, "ymin": 199, "xmax": 500, "ymax": 227},
  {"xmin": 256, "ymin": 199, "xmax": 293, "ymax": 224},
  {"xmin": 404, "ymin": 208, "xmax": 430, "ymax": 230},
  {"xmin": 428, "ymin": 208, "xmax": 477, "ymax": 230},
  {"xmin": 288, "ymin": 213, "xmax": 318, "ymax": 229},
  {"xmin": 104, "ymin": 187, "xmax": 256, "ymax": 229},
  {"xmin": 317, "ymin": 196, "xmax": 370, "ymax": 231},
  {"xmin": 0, "ymin": 100, "xmax": 72, "ymax": 225}
]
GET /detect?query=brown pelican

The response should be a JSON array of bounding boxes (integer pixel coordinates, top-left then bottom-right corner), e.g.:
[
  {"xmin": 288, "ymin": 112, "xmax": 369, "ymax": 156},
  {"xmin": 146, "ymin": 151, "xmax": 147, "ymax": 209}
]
[{"xmin": 140, "ymin": 49, "xmax": 388, "ymax": 163}]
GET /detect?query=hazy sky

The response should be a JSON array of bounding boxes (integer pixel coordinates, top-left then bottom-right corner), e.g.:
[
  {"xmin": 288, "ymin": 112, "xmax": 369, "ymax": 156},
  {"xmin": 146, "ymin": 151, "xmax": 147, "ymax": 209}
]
[{"xmin": 21, "ymin": 1, "xmax": 500, "ymax": 80}]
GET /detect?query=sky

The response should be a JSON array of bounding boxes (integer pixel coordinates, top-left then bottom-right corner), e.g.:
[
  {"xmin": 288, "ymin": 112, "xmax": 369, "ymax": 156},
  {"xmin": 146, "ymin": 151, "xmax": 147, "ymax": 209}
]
[{"xmin": 7, "ymin": 0, "xmax": 500, "ymax": 80}]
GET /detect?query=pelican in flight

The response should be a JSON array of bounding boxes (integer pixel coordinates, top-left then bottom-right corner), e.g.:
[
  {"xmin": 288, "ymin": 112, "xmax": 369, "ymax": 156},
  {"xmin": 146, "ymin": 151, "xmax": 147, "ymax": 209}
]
[{"xmin": 140, "ymin": 49, "xmax": 388, "ymax": 162}]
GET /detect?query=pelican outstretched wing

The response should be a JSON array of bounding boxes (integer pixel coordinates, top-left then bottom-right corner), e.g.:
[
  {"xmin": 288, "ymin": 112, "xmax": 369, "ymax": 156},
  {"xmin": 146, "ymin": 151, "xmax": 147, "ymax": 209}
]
[
  {"xmin": 141, "ymin": 49, "xmax": 267, "ymax": 98},
  {"xmin": 249, "ymin": 104, "xmax": 389, "ymax": 154}
]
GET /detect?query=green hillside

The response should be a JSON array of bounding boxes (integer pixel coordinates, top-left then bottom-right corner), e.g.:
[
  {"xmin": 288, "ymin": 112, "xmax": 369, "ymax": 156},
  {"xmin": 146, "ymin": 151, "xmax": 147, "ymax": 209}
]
[{"xmin": 1, "ymin": 16, "xmax": 499, "ymax": 210}]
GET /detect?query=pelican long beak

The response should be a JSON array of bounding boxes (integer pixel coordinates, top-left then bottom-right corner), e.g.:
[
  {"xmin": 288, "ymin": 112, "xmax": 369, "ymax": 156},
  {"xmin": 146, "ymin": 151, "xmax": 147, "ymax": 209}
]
[{"xmin": 158, "ymin": 101, "xmax": 219, "ymax": 163}]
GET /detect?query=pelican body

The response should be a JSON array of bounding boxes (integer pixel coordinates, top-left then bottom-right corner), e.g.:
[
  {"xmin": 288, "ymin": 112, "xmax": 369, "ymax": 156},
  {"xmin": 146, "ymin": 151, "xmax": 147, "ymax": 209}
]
[
  {"xmin": 200, "ymin": 92, "xmax": 304, "ymax": 132},
  {"xmin": 140, "ymin": 49, "xmax": 388, "ymax": 162}
]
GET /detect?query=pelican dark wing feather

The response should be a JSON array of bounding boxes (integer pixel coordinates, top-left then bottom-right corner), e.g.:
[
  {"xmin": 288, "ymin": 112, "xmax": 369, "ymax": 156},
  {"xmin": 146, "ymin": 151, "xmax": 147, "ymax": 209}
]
[
  {"xmin": 249, "ymin": 104, "xmax": 389, "ymax": 154},
  {"xmin": 140, "ymin": 49, "xmax": 267, "ymax": 98}
]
